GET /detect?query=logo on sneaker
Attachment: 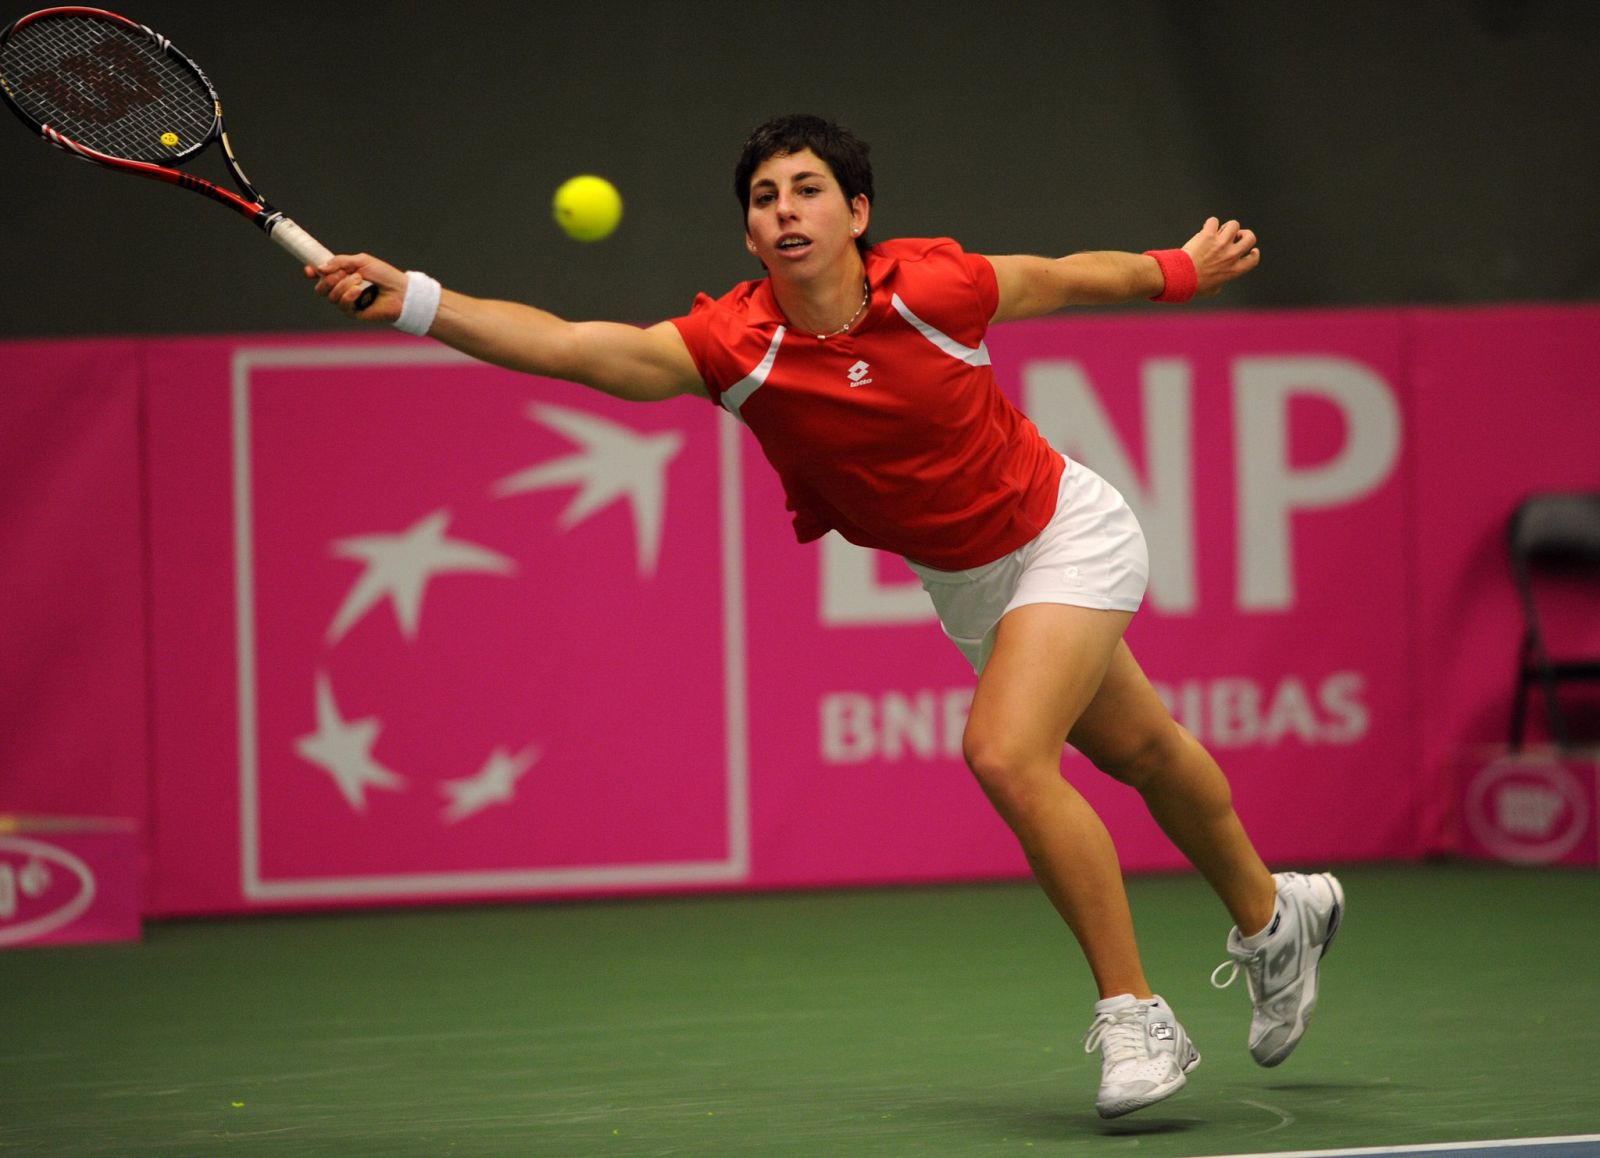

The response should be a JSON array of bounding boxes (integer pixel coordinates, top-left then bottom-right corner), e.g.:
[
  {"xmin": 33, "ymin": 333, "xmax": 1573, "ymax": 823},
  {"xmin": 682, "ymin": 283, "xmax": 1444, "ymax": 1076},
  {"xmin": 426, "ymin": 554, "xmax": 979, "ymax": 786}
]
[
  {"xmin": 1266, "ymin": 941, "xmax": 1298, "ymax": 980},
  {"xmin": 1150, "ymin": 1021, "xmax": 1175, "ymax": 1041},
  {"xmin": 847, "ymin": 360, "xmax": 872, "ymax": 388}
]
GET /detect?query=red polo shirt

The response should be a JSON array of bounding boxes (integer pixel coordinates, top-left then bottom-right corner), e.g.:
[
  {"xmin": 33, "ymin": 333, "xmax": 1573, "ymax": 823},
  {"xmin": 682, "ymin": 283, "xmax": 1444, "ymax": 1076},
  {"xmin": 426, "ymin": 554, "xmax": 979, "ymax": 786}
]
[{"xmin": 671, "ymin": 237, "xmax": 1062, "ymax": 570}]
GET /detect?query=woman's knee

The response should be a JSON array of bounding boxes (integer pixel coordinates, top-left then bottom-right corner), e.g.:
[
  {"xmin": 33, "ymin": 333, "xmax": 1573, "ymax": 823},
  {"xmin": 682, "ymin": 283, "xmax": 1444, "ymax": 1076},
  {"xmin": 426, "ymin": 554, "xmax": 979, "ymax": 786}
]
[
  {"xmin": 1081, "ymin": 719, "xmax": 1194, "ymax": 790},
  {"xmin": 962, "ymin": 725, "xmax": 1056, "ymax": 814}
]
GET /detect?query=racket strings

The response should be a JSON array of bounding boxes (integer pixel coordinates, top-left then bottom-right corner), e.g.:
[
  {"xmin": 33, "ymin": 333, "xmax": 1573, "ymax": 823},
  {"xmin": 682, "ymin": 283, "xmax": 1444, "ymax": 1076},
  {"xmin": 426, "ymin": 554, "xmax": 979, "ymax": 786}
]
[{"xmin": 0, "ymin": 15, "xmax": 214, "ymax": 162}]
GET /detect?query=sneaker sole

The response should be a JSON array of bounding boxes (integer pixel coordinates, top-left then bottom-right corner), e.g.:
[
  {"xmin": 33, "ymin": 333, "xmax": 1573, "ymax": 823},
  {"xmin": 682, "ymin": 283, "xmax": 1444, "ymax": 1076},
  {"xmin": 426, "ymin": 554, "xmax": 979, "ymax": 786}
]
[{"xmin": 1097, "ymin": 1045, "xmax": 1202, "ymax": 1119}]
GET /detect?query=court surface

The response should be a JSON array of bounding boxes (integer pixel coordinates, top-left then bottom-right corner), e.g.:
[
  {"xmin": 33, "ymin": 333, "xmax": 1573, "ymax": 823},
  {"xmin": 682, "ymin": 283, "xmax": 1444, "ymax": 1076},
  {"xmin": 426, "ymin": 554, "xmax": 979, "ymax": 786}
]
[{"xmin": 2, "ymin": 863, "xmax": 1596, "ymax": 1155}]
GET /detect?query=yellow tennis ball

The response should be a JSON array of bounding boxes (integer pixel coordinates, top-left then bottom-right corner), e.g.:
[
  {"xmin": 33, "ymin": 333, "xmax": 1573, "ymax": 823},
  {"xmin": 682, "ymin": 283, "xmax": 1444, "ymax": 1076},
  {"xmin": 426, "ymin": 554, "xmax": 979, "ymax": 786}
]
[{"xmin": 553, "ymin": 175, "xmax": 622, "ymax": 242}]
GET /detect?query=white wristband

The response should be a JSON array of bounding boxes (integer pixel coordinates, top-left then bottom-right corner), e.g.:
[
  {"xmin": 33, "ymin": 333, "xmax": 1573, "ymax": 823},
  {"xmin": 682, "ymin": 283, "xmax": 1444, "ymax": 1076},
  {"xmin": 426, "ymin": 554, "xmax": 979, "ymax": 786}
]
[{"xmin": 393, "ymin": 270, "xmax": 441, "ymax": 336}]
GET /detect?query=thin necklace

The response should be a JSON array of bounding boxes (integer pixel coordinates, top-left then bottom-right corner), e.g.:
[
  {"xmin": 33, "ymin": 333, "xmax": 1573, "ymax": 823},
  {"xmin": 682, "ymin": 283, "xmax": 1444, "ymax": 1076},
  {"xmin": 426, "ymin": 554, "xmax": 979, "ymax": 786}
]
[{"xmin": 816, "ymin": 278, "xmax": 870, "ymax": 339}]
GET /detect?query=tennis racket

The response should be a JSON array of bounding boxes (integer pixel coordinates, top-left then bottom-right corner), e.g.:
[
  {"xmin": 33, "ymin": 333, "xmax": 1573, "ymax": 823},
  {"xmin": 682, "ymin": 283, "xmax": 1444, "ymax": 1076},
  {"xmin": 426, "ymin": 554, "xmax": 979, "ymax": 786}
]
[{"xmin": 0, "ymin": 6, "xmax": 376, "ymax": 309}]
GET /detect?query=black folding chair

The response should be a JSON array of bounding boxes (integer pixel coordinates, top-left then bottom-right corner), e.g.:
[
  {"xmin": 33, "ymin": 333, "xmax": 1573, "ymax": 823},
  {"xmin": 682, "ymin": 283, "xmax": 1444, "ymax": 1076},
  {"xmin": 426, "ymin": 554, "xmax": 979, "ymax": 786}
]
[{"xmin": 1508, "ymin": 492, "xmax": 1600, "ymax": 749}]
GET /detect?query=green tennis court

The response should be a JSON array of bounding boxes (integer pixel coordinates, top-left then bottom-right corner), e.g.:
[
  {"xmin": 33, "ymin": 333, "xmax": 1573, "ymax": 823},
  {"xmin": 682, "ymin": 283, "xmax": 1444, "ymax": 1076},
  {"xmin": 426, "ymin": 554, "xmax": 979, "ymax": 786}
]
[{"xmin": 2, "ymin": 863, "xmax": 1596, "ymax": 1155}]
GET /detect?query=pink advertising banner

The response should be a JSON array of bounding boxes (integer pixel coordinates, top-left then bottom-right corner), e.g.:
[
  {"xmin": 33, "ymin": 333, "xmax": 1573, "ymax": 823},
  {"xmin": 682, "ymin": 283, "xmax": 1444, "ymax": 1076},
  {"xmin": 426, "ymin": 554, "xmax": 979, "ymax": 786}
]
[
  {"xmin": 141, "ymin": 312, "xmax": 1417, "ymax": 912},
  {"xmin": 743, "ymin": 309, "xmax": 1419, "ymax": 888},
  {"xmin": 141, "ymin": 340, "xmax": 746, "ymax": 912},
  {"xmin": 3, "ymin": 305, "xmax": 1597, "ymax": 919},
  {"xmin": 0, "ymin": 342, "xmax": 149, "ymax": 826},
  {"xmin": 0, "ymin": 820, "xmax": 142, "ymax": 948},
  {"xmin": 1407, "ymin": 308, "xmax": 1600, "ymax": 851}
]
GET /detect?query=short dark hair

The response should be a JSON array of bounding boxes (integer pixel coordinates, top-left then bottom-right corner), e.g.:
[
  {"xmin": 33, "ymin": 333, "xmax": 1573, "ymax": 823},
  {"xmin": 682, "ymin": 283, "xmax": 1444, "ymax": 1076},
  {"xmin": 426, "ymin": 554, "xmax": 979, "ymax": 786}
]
[{"xmin": 734, "ymin": 114, "xmax": 875, "ymax": 250}]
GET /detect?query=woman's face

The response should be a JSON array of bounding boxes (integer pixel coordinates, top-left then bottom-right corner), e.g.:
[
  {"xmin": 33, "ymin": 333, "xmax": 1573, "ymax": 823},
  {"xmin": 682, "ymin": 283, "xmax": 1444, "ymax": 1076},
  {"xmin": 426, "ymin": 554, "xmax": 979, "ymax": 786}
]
[{"xmin": 744, "ymin": 148, "xmax": 868, "ymax": 275}]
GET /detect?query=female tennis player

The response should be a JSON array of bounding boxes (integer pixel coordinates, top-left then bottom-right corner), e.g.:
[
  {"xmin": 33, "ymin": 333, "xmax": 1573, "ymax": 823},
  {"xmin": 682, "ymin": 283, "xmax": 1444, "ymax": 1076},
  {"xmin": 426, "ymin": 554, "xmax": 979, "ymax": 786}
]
[{"xmin": 311, "ymin": 114, "xmax": 1343, "ymax": 1120}]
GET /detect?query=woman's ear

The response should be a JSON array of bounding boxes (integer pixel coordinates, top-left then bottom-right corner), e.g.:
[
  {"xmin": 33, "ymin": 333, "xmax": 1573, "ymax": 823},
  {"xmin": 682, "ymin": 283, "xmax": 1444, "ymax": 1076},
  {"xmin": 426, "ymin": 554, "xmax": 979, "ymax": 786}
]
[{"xmin": 849, "ymin": 193, "xmax": 870, "ymax": 238}]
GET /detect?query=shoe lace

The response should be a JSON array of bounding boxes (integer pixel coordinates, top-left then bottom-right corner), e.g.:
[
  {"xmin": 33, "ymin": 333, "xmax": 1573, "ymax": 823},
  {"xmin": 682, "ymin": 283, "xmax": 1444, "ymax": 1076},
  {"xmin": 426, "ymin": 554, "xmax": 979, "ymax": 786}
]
[
  {"xmin": 1083, "ymin": 1008, "xmax": 1145, "ymax": 1062},
  {"xmin": 1210, "ymin": 945, "xmax": 1260, "ymax": 993}
]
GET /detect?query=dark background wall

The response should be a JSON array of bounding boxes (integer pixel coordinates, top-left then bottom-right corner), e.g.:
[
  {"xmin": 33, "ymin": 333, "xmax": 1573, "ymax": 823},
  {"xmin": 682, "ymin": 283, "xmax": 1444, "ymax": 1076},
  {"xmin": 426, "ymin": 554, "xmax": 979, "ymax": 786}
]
[{"xmin": 2, "ymin": 1, "xmax": 1597, "ymax": 337}]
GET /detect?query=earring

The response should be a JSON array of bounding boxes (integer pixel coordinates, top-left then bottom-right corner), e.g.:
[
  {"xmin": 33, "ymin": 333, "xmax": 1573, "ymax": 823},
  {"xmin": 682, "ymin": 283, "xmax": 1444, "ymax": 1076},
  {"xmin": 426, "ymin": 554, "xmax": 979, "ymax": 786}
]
[{"xmin": 851, "ymin": 227, "xmax": 860, "ymax": 235}]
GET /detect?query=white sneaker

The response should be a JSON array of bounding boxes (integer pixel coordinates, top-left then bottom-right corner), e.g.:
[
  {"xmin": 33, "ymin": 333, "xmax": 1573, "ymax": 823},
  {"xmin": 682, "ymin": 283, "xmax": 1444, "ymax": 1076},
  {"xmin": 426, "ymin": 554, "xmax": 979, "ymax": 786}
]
[
  {"xmin": 1211, "ymin": 871, "xmax": 1344, "ymax": 1067},
  {"xmin": 1082, "ymin": 994, "xmax": 1200, "ymax": 1119}
]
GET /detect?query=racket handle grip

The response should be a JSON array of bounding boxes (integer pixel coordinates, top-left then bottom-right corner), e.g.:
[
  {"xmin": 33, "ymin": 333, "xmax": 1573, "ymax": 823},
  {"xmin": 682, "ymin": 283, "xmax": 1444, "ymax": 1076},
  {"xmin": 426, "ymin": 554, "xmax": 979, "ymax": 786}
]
[{"xmin": 270, "ymin": 217, "xmax": 379, "ymax": 312}]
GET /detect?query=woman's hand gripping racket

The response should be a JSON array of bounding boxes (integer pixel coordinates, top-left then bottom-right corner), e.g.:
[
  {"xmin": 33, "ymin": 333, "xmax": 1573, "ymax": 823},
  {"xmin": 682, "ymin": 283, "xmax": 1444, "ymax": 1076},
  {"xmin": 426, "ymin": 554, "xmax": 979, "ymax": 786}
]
[{"xmin": 0, "ymin": 6, "xmax": 377, "ymax": 309}]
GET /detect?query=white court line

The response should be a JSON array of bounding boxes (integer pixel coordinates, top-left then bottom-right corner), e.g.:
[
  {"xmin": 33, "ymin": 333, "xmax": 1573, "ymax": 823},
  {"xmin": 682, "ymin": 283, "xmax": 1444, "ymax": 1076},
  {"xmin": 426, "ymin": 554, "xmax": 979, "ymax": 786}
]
[{"xmin": 1199, "ymin": 1134, "xmax": 1600, "ymax": 1158}]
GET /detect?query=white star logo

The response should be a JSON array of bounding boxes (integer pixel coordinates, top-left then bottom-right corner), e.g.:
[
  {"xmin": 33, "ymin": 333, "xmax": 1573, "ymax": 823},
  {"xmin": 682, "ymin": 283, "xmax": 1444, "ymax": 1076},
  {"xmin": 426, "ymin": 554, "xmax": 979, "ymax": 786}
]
[
  {"xmin": 287, "ymin": 399, "xmax": 694, "ymax": 840},
  {"xmin": 326, "ymin": 509, "xmax": 516, "ymax": 643},
  {"xmin": 492, "ymin": 404, "xmax": 684, "ymax": 576},
  {"xmin": 294, "ymin": 673, "xmax": 406, "ymax": 811},
  {"xmin": 440, "ymin": 745, "xmax": 539, "ymax": 824}
]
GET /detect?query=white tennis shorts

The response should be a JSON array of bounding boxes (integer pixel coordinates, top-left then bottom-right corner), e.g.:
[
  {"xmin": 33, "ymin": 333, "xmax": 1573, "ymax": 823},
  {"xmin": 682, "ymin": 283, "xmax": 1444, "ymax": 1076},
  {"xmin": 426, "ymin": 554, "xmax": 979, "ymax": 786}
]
[{"xmin": 905, "ymin": 456, "xmax": 1149, "ymax": 673}]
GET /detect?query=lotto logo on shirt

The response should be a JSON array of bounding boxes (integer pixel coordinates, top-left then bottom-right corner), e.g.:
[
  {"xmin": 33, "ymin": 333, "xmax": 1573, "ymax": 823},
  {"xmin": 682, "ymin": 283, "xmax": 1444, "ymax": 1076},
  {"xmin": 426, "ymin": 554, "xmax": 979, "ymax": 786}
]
[{"xmin": 847, "ymin": 360, "xmax": 873, "ymax": 388}]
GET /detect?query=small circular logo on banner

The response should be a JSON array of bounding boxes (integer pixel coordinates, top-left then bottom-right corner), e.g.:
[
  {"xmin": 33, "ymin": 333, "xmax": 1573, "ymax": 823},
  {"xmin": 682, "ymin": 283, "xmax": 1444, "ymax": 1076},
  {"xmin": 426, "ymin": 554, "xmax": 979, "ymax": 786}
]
[
  {"xmin": 1465, "ymin": 753, "xmax": 1592, "ymax": 865},
  {"xmin": 0, "ymin": 837, "xmax": 98, "ymax": 946}
]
